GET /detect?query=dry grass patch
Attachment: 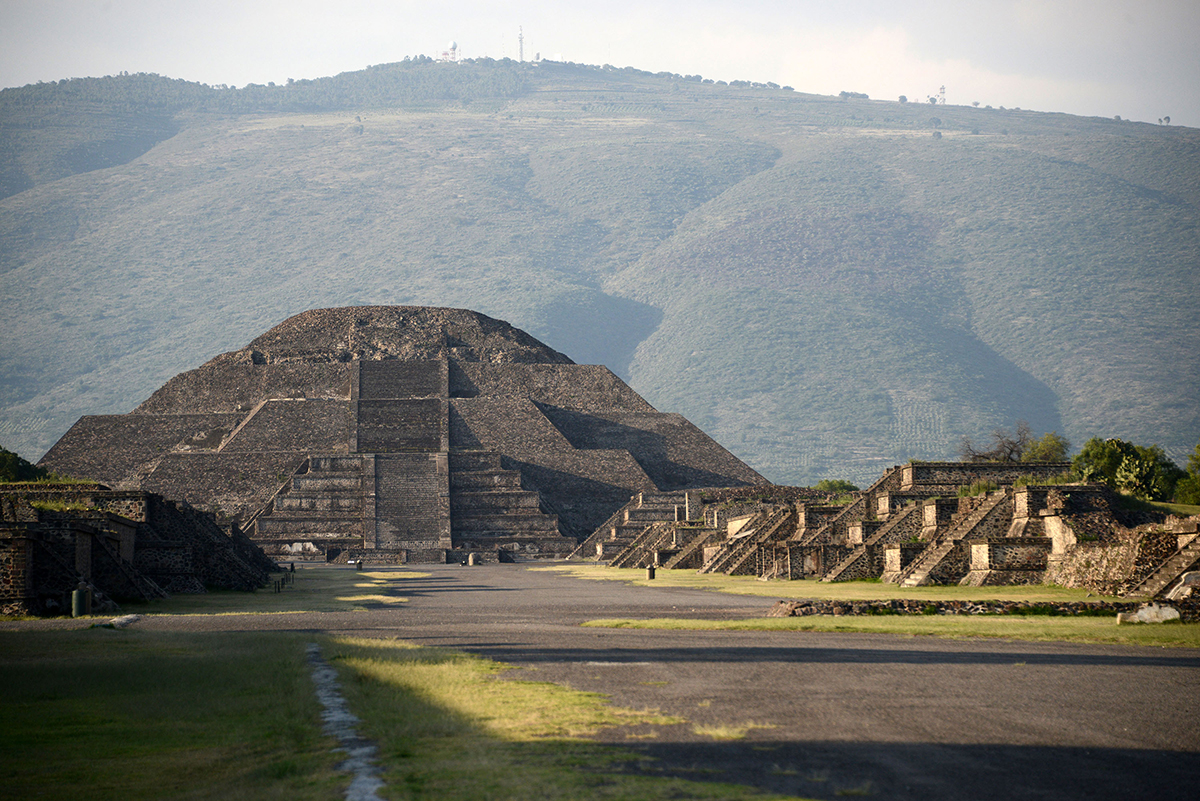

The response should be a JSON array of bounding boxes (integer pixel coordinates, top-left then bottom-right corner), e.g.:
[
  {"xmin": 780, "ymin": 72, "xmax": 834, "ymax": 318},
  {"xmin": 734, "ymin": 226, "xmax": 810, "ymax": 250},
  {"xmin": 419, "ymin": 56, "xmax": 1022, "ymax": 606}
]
[
  {"xmin": 583, "ymin": 615, "xmax": 1200, "ymax": 648},
  {"xmin": 325, "ymin": 637, "xmax": 804, "ymax": 799},
  {"xmin": 140, "ymin": 566, "xmax": 426, "ymax": 616},
  {"xmin": 537, "ymin": 564, "xmax": 1128, "ymax": 603}
]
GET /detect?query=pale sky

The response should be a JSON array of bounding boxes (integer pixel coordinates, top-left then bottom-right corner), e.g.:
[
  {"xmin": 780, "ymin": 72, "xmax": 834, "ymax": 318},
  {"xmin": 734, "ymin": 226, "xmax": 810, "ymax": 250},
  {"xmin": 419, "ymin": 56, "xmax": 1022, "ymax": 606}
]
[{"xmin": 1, "ymin": 0, "xmax": 1198, "ymax": 127}]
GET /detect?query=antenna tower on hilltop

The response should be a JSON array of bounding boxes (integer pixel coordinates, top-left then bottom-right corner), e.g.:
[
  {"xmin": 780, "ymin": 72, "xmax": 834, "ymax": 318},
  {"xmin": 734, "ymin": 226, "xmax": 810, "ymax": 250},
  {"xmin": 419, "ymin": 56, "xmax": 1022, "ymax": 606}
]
[
  {"xmin": 519, "ymin": 26, "xmax": 524, "ymax": 62},
  {"xmin": 939, "ymin": 85, "xmax": 946, "ymax": 105}
]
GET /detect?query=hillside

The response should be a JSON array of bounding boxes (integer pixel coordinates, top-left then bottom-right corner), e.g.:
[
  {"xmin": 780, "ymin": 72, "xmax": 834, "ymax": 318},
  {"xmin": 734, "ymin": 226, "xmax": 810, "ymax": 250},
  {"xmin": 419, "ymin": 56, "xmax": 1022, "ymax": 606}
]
[{"xmin": 1, "ymin": 59, "xmax": 1197, "ymax": 485}]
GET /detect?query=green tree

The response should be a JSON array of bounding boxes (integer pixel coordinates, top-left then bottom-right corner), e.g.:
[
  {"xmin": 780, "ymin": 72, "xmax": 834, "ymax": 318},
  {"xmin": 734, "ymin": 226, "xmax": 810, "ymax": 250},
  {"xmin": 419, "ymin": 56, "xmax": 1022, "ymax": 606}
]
[
  {"xmin": 0, "ymin": 446, "xmax": 48, "ymax": 482},
  {"xmin": 1174, "ymin": 439, "xmax": 1200, "ymax": 505},
  {"xmin": 1021, "ymin": 431, "xmax": 1071, "ymax": 462},
  {"xmin": 1071, "ymin": 437, "xmax": 1184, "ymax": 501},
  {"xmin": 814, "ymin": 479, "xmax": 860, "ymax": 494}
]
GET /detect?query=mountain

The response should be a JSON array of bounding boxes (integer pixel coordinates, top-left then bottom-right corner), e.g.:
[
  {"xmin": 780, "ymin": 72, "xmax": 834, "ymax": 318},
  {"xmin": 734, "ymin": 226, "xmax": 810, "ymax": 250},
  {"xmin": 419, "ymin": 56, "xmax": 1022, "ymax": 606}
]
[{"xmin": 2, "ymin": 58, "xmax": 1197, "ymax": 486}]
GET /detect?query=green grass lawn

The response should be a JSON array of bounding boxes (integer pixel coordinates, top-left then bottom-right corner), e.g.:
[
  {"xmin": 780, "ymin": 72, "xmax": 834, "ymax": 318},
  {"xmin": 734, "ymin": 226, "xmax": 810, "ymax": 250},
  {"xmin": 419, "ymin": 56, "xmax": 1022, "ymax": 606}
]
[{"xmin": 0, "ymin": 630, "xmax": 341, "ymax": 800}]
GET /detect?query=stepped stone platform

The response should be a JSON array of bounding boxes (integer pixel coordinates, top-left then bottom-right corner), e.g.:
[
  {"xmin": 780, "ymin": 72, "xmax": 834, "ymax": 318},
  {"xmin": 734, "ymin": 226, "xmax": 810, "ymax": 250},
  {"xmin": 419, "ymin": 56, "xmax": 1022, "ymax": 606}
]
[{"xmin": 41, "ymin": 306, "xmax": 765, "ymax": 563}]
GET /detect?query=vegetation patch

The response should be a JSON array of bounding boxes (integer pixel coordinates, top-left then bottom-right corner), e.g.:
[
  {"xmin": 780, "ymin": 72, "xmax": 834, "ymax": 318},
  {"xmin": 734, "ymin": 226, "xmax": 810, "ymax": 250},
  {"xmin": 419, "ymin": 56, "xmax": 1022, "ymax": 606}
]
[
  {"xmin": 536, "ymin": 565, "xmax": 1127, "ymax": 603},
  {"xmin": 0, "ymin": 630, "xmax": 341, "ymax": 800},
  {"xmin": 138, "ymin": 566, "xmax": 425, "ymax": 615},
  {"xmin": 324, "ymin": 637, "xmax": 797, "ymax": 799},
  {"xmin": 581, "ymin": 616, "xmax": 1200, "ymax": 648}
]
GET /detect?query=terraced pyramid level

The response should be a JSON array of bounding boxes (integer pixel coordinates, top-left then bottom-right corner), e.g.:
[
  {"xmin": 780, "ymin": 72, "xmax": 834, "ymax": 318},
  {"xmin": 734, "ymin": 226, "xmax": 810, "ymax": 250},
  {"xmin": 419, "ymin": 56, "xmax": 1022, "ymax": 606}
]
[{"xmin": 40, "ymin": 306, "xmax": 766, "ymax": 562}]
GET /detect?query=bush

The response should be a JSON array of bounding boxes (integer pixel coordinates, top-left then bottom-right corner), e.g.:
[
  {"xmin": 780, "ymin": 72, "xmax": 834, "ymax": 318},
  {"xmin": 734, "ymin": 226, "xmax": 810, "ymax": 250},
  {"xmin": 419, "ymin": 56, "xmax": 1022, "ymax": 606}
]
[
  {"xmin": 1072, "ymin": 437, "xmax": 1185, "ymax": 501},
  {"xmin": 0, "ymin": 447, "xmax": 48, "ymax": 482},
  {"xmin": 958, "ymin": 480, "xmax": 999, "ymax": 497}
]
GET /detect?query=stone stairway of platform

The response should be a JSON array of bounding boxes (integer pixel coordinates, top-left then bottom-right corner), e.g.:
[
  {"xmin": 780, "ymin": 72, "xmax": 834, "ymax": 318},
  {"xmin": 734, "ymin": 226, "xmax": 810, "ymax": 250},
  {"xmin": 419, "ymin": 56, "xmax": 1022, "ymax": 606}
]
[
  {"xmin": 568, "ymin": 491, "xmax": 691, "ymax": 561},
  {"xmin": 700, "ymin": 506, "xmax": 795, "ymax": 575},
  {"xmin": 1127, "ymin": 535, "xmax": 1200, "ymax": 598},
  {"xmin": 448, "ymin": 451, "xmax": 565, "ymax": 549},
  {"xmin": 791, "ymin": 466, "xmax": 904, "ymax": 547},
  {"xmin": 252, "ymin": 456, "xmax": 365, "ymax": 546},
  {"xmin": 822, "ymin": 503, "xmax": 925, "ymax": 582},
  {"xmin": 897, "ymin": 490, "xmax": 1010, "ymax": 587},
  {"xmin": 608, "ymin": 522, "xmax": 678, "ymax": 569}
]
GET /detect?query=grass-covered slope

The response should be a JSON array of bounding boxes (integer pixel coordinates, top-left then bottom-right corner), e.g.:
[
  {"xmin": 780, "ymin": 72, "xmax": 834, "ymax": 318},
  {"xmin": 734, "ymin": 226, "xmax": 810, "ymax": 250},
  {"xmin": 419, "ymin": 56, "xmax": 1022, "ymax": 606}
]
[{"xmin": 1, "ymin": 60, "xmax": 1197, "ymax": 485}]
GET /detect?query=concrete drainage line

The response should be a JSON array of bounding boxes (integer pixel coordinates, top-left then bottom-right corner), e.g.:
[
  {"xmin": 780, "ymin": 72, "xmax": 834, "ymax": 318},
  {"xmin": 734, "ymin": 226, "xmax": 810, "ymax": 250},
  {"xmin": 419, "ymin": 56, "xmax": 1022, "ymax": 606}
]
[{"xmin": 307, "ymin": 643, "xmax": 386, "ymax": 801}]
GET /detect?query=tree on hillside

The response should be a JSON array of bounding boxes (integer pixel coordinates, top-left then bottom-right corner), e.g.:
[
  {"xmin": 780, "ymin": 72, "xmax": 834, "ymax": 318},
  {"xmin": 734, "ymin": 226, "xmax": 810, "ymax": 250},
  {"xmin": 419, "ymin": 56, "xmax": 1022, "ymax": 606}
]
[
  {"xmin": 814, "ymin": 479, "xmax": 860, "ymax": 494},
  {"xmin": 1022, "ymin": 431, "xmax": 1071, "ymax": 462},
  {"xmin": 1173, "ymin": 439, "xmax": 1200, "ymax": 504},
  {"xmin": 1071, "ymin": 437, "xmax": 1185, "ymax": 501},
  {"xmin": 0, "ymin": 446, "xmax": 48, "ymax": 482},
  {"xmin": 960, "ymin": 422, "xmax": 1069, "ymax": 463}
]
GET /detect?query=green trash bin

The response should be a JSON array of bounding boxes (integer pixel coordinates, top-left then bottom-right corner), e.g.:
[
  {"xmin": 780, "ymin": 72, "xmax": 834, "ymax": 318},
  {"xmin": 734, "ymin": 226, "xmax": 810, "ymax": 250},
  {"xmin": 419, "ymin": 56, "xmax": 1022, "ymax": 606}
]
[{"xmin": 72, "ymin": 584, "xmax": 92, "ymax": 617}]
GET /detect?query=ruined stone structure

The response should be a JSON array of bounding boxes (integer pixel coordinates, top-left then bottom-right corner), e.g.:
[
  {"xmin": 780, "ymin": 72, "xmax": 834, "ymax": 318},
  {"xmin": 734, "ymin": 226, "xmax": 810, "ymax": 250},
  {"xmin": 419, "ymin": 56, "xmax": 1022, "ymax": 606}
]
[
  {"xmin": 0, "ymin": 484, "xmax": 274, "ymax": 616},
  {"xmin": 594, "ymin": 461, "xmax": 1200, "ymax": 599},
  {"xmin": 40, "ymin": 307, "xmax": 765, "ymax": 563}
]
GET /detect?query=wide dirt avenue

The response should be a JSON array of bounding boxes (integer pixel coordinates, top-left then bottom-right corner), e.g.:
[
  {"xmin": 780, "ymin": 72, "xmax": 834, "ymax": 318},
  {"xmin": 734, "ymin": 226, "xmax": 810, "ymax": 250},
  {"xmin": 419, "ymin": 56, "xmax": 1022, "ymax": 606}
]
[{"xmin": 23, "ymin": 563, "xmax": 1200, "ymax": 799}]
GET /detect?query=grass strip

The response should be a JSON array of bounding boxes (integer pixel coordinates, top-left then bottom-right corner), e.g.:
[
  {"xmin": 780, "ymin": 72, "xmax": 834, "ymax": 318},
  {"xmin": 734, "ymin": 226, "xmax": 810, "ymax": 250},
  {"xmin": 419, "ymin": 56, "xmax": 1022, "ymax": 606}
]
[
  {"xmin": 325, "ymin": 636, "xmax": 807, "ymax": 799},
  {"xmin": 131, "ymin": 567, "xmax": 426, "ymax": 616},
  {"xmin": 0, "ymin": 630, "xmax": 341, "ymax": 800},
  {"xmin": 582, "ymin": 616, "xmax": 1200, "ymax": 648},
  {"xmin": 536, "ymin": 565, "xmax": 1132, "ymax": 603}
]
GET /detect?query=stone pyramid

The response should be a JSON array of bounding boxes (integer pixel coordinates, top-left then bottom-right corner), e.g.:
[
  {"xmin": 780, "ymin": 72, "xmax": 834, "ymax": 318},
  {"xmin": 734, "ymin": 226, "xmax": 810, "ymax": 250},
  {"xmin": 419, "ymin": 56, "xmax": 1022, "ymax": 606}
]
[{"xmin": 41, "ymin": 306, "xmax": 766, "ymax": 562}]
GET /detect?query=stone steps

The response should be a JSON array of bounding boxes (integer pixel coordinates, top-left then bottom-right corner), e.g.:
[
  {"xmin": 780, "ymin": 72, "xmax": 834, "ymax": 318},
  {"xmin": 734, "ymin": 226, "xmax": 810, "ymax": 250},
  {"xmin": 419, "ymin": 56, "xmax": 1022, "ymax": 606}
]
[
  {"xmin": 897, "ymin": 492, "xmax": 1008, "ymax": 587},
  {"xmin": 823, "ymin": 504, "xmax": 924, "ymax": 582},
  {"xmin": 1128, "ymin": 536, "xmax": 1200, "ymax": 598}
]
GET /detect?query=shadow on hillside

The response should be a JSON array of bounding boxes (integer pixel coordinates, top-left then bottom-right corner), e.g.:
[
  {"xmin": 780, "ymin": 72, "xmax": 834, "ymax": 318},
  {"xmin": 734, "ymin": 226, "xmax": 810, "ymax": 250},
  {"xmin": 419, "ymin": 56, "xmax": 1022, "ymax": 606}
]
[{"xmin": 537, "ymin": 292, "xmax": 663, "ymax": 379}]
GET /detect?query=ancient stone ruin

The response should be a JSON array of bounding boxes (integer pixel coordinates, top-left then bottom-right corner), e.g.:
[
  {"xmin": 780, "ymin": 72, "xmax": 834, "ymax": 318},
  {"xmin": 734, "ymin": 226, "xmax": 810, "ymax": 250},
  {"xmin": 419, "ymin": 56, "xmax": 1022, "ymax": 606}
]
[
  {"xmin": 40, "ymin": 306, "xmax": 766, "ymax": 564},
  {"xmin": 584, "ymin": 461, "xmax": 1200, "ymax": 600},
  {"xmin": 1, "ymin": 484, "xmax": 275, "ymax": 616}
]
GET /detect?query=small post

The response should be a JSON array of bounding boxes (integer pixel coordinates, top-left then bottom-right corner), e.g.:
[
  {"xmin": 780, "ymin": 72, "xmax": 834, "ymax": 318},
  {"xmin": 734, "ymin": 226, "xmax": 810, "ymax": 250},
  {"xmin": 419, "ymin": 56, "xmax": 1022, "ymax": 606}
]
[
  {"xmin": 468, "ymin": 553, "xmax": 478, "ymax": 566},
  {"xmin": 646, "ymin": 566, "xmax": 656, "ymax": 580}
]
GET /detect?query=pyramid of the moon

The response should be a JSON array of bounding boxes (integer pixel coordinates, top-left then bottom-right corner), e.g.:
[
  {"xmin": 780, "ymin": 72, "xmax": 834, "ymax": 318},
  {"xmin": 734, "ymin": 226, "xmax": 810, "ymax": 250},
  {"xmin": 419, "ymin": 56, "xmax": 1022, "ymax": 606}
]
[{"xmin": 40, "ymin": 306, "xmax": 766, "ymax": 562}]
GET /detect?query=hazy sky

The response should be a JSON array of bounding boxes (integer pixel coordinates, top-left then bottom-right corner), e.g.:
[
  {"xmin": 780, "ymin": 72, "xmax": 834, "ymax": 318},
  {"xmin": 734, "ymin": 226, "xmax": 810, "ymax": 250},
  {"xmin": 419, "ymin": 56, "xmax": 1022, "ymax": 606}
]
[{"xmin": 2, "ymin": 0, "xmax": 1197, "ymax": 127}]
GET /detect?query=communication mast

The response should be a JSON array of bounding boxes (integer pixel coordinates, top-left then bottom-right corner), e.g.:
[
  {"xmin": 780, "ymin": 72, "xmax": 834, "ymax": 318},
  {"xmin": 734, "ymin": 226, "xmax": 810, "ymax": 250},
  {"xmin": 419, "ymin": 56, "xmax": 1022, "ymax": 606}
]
[
  {"xmin": 519, "ymin": 27, "xmax": 524, "ymax": 62},
  {"xmin": 939, "ymin": 85, "xmax": 946, "ymax": 105}
]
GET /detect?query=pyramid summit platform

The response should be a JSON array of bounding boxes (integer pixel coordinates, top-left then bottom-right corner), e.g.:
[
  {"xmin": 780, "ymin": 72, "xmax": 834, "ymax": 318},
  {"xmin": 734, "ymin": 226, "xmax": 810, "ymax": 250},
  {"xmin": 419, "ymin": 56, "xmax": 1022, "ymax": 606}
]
[{"xmin": 40, "ymin": 306, "xmax": 766, "ymax": 562}]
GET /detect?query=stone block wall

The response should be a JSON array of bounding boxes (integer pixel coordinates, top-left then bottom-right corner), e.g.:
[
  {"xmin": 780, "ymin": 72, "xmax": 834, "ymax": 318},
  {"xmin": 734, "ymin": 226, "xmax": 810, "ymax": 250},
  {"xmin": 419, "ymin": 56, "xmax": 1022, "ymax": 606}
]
[
  {"xmin": 135, "ymin": 362, "xmax": 353, "ymax": 415},
  {"xmin": 222, "ymin": 399, "xmax": 351, "ymax": 453},
  {"xmin": 901, "ymin": 462, "xmax": 1069, "ymax": 490},
  {"xmin": 968, "ymin": 537, "xmax": 1052, "ymax": 571},
  {"xmin": 38, "ymin": 413, "xmax": 243, "ymax": 488},
  {"xmin": 0, "ymin": 528, "xmax": 34, "ymax": 615},
  {"xmin": 883, "ymin": 542, "xmax": 926, "ymax": 581}
]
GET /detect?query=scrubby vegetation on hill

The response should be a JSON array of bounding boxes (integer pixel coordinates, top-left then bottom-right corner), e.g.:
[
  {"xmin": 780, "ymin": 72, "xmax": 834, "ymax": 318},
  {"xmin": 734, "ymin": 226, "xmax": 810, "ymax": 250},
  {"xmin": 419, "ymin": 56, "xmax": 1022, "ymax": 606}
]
[{"xmin": 1, "ymin": 59, "xmax": 1197, "ymax": 485}]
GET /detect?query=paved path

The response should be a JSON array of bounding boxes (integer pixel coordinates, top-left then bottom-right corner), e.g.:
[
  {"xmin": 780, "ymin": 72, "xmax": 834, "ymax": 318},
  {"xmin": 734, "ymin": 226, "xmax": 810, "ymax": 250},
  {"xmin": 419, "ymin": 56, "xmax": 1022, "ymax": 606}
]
[{"xmin": 12, "ymin": 563, "xmax": 1200, "ymax": 799}]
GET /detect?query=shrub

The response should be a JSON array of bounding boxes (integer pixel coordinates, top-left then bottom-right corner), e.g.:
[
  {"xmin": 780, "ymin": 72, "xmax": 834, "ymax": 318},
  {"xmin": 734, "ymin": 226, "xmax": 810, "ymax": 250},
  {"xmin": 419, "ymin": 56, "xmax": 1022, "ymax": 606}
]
[
  {"xmin": 1072, "ymin": 437, "xmax": 1184, "ymax": 501},
  {"xmin": 958, "ymin": 480, "xmax": 999, "ymax": 497},
  {"xmin": 0, "ymin": 447, "xmax": 48, "ymax": 482}
]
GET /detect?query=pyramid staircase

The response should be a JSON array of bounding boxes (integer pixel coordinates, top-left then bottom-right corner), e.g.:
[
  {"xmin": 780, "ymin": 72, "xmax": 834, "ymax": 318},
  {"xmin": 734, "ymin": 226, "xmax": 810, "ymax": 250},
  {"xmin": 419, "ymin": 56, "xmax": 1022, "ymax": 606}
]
[
  {"xmin": 897, "ymin": 490, "xmax": 1010, "ymax": 587},
  {"xmin": 791, "ymin": 467, "xmax": 904, "ymax": 548},
  {"xmin": 251, "ymin": 456, "xmax": 366, "ymax": 550},
  {"xmin": 1126, "ymin": 535, "xmax": 1200, "ymax": 598},
  {"xmin": 447, "ymin": 451, "xmax": 567, "ymax": 554}
]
